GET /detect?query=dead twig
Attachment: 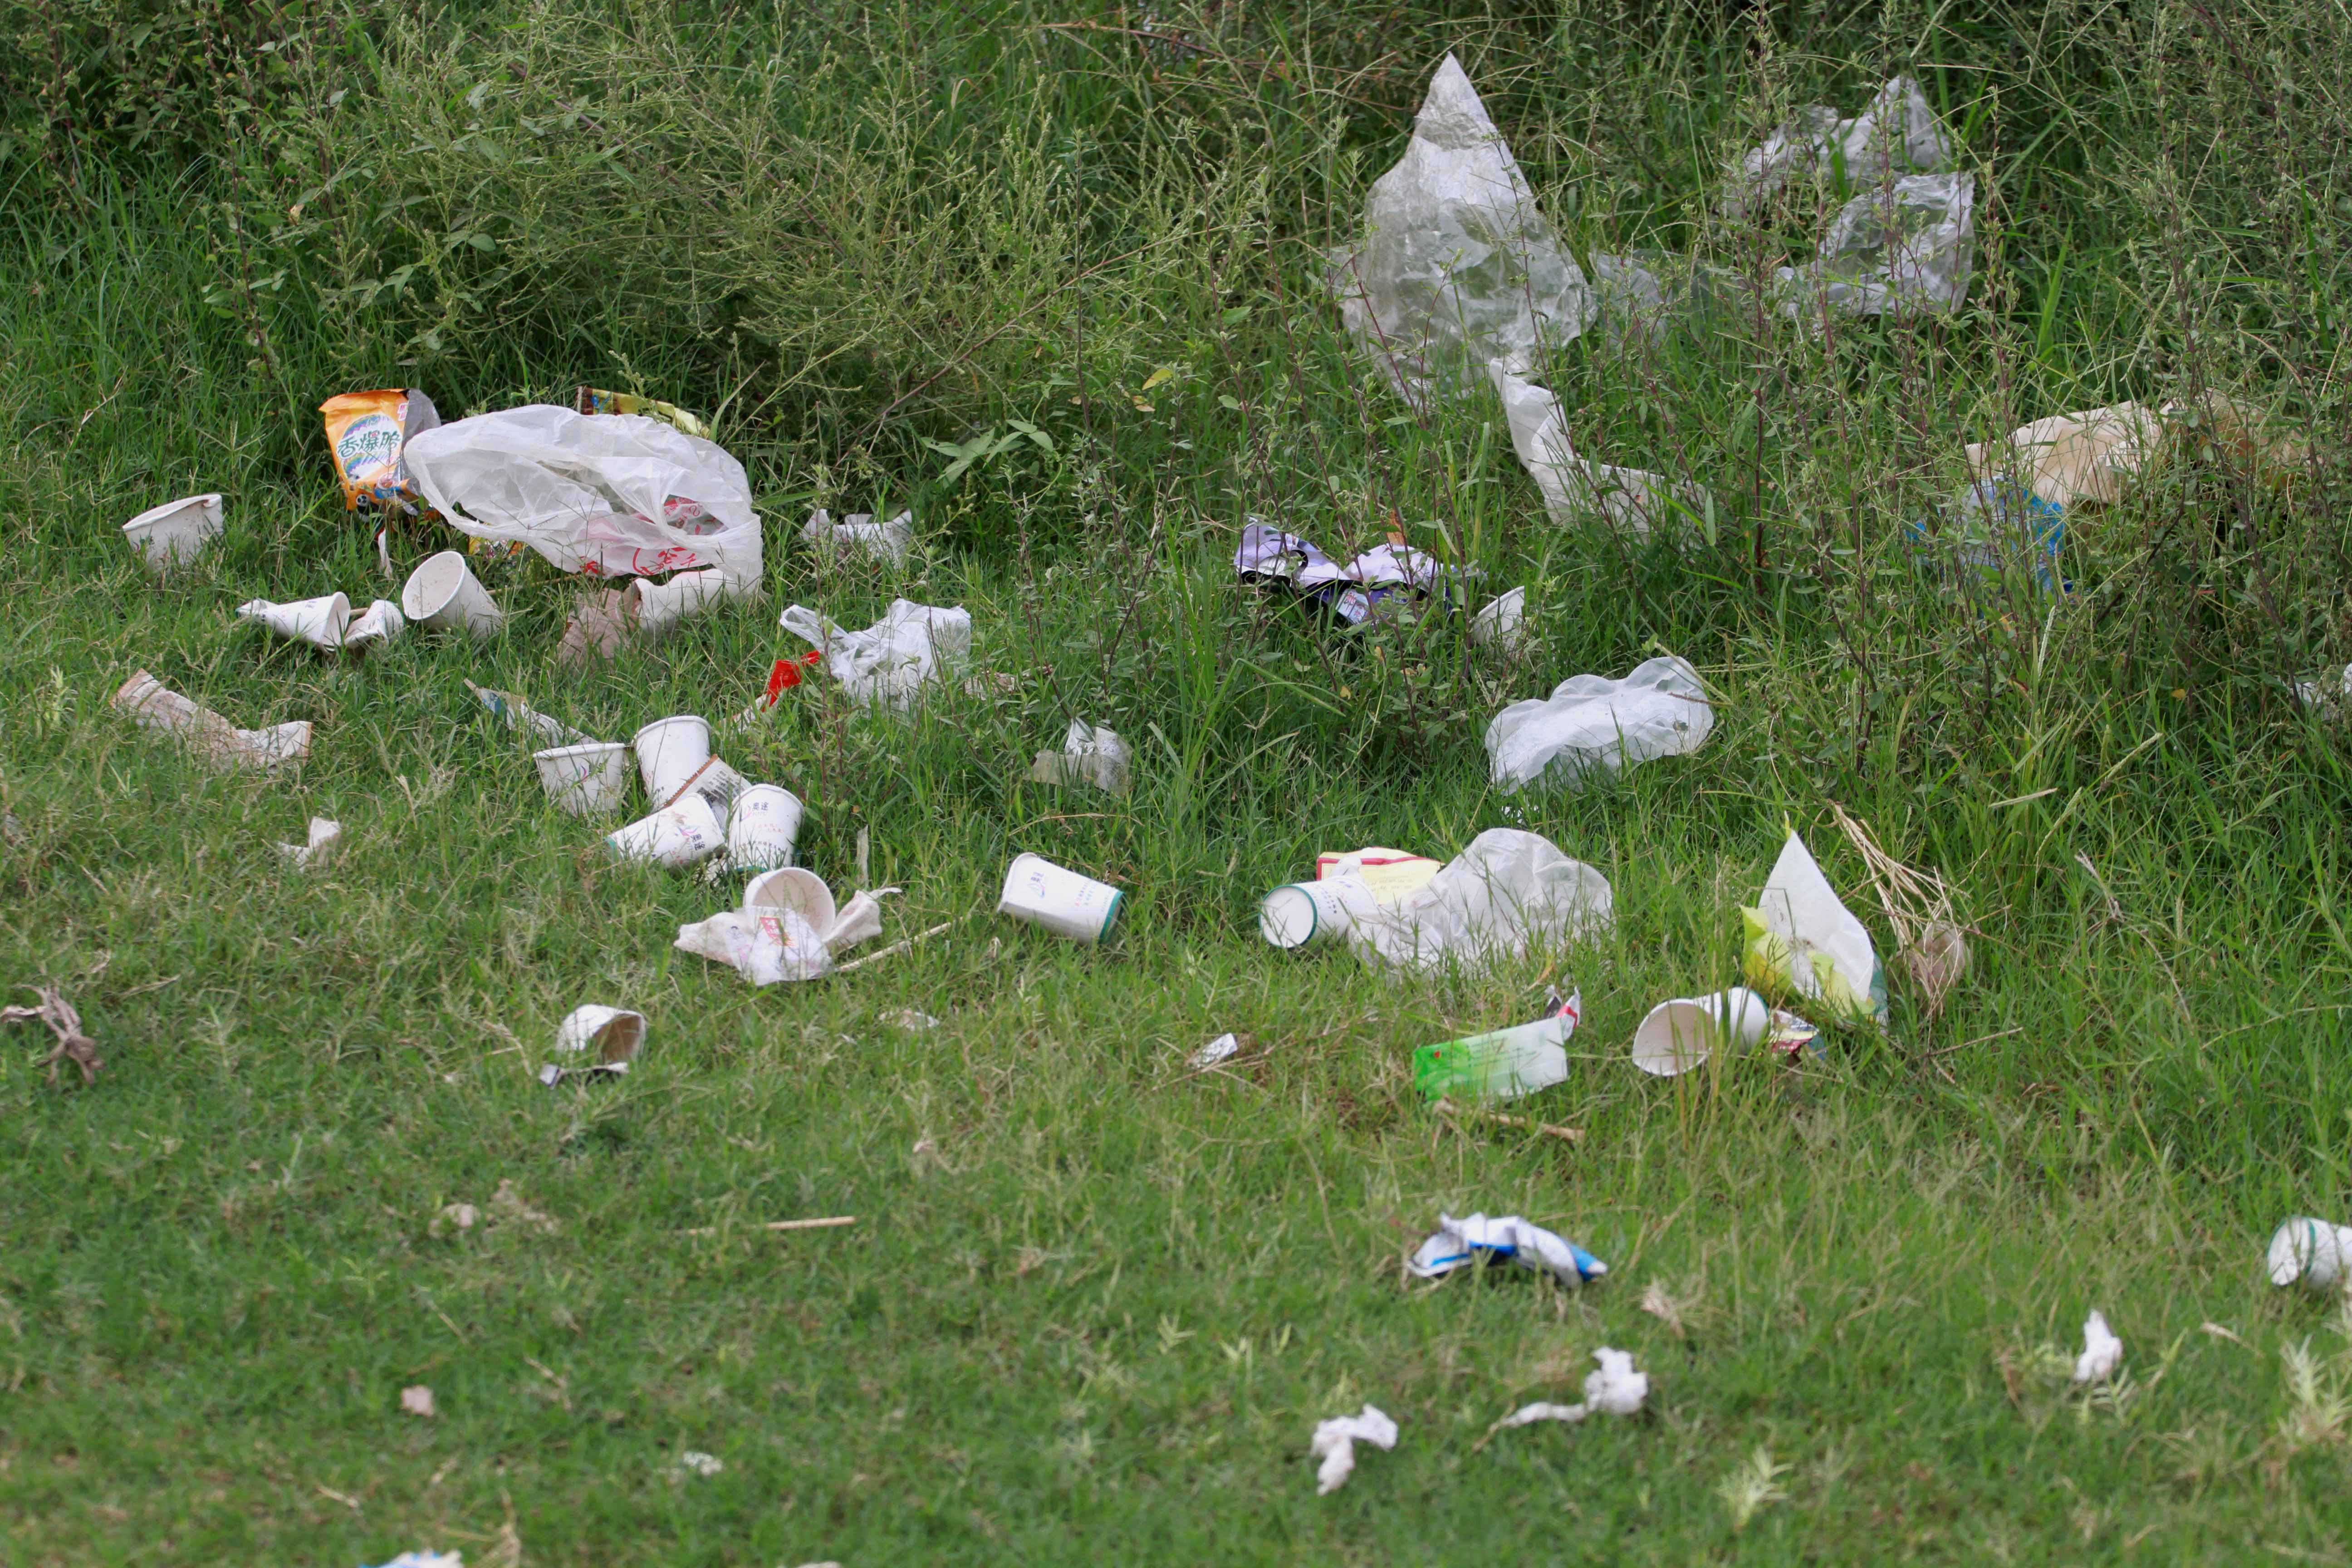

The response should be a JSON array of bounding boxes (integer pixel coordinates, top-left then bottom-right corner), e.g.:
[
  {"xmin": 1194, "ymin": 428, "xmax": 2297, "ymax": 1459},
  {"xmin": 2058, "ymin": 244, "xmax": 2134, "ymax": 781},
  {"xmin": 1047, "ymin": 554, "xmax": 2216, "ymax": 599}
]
[
  {"xmin": 833, "ymin": 921, "xmax": 955, "ymax": 975},
  {"xmin": 679, "ymin": 1215, "xmax": 857, "ymax": 1237},
  {"xmin": 1432, "ymin": 1097, "xmax": 1583, "ymax": 1144},
  {"xmin": 1, "ymin": 985, "xmax": 102, "ymax": 1085}
]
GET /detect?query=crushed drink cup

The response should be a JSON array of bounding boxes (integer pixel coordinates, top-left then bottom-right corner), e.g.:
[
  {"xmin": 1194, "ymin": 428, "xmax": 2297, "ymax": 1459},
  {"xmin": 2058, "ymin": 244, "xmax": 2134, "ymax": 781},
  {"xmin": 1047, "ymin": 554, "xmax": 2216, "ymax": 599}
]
[
  {"xmin": 2268, "ymin": 1218, "xmax": 2352, "ymax": 1289},
  {"xmin": 113, "ymin": 670, "xmax": 310, "ymax": 773},
  {"xmin": 660, "ymin": 754, "xmax": 748, "ymax": 821},
  {"xmin": 1742, "ymin": 830, "xmax": 1888, "ymax": 1022},
  {"xmin": 1408, "ymin": 1212, "xmax": 1606, "ymax": 1288},
  {"xmin": 344, "ymin": 598, "xmax": 407, "ymax": 652},
  {"xmin": 539, "ymin": 1004, "xmax": 646, "ymax": 1084},
  {"xmin": 400, "ymin": 549, "xmax": 504, "ymax": 637},
  {"xmin": 1259, "ymin": 872, "xmax": 1379, "ymax": 949},
  {"xmin": 679, "ymin": 870, "xmax": 887, "ymax": 986},
  {"xmin": 274, "ymin": 816, "xmax": 343, "ymax": 870},
  {"xmin": 1414, "ymin": 990, "xmax": 1581, "ymax": 1100},
  {"xmin": 998, "ymin": 853, "xmax": 1124, "ymax": 943},
  {"xmin": 122, "ymin": 492, "xmax": 224, "ymax": 572},
  {"xmin": 725, "ymin": 784, "xmax": 804, "ymax": 871},
  {"xmin": 632, "ymin": 714, "xmax": 713, "ymax": 804},
  {"xmin": 631, "ymin": 567, "xmax": 732, "ymax": 637},
  {"xmin": 606, "ymin": 792, "xmax": 725, "ymax": 868},
  {"xmin": 235, "ymin": 592, "xmax": 350, "ymax": 651},
  {"xmin": 534, "ymin": 742, "xmax": 632, "ymax": 817}
]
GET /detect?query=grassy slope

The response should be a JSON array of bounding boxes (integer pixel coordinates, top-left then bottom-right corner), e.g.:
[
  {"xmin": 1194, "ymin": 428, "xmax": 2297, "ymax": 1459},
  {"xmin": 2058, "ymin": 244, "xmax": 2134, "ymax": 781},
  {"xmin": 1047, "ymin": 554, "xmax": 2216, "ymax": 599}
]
[{"xmin": 6, "ymin": 5, "xmax": 2352, "ymax": 1565}]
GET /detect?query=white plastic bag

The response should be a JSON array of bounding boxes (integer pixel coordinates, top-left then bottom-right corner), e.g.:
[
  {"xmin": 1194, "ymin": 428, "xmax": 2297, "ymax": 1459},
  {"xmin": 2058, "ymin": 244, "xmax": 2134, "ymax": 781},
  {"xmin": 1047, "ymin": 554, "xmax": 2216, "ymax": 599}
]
[
  {"xmin": 1726, "ymin": 76, "xmax": 1952, "ymax": 217},
  {"xmin": 1309, "ymin": 1405, "xmax": 1397, "ymax": 1494},
  {"xmin": 1491, "ymin": 368, "xmax": 1714, "ymax": 540},
  {"xmin": 778, "ymin": 598, "xmax": 972, "ymax": 709},
  {"xmin": 801, "ymin": 507, "xmax": 913, "ymax": 566},
  {"xmin": 1779, "ymin": 172, "xmax": 1975, "ymax": 318},
  {"xmin": 1740, "ymin": 831, "xmax": 1887, "ymax": 1021},
  {"xmin": 1330, "ymin": 55, "xmax": 1594, "ymax": 396},
  {"xmin": 1350, "ymin": 828, "xmax": 1613, "ymax": 971},
  {"xmin": 403, "ymin": 405, "xmax": 763, "ymax": 590},
  {"xmin": 1485, "ymin": 655, "xmax": 1715, "ymax": 792}
]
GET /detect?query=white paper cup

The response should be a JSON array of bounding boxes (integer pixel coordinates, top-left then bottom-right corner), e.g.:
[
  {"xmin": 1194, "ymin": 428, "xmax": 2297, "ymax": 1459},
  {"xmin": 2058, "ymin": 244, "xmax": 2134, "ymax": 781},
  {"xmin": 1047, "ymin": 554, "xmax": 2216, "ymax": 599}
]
[
  {"xmin": 605, "ymin": 792, "xmax": 724, "ymax": 867},
  {"xmin": 744, "ymin": 866, "xmax": 834, "ymax": 931},
  {"xmin": 344, "ymin": 598, "xmax": 407, "ymax": 652},
  {"xmin": 632, "ymin": 714, "xmax": 712, "ymax": 804},
  {"xmin": 237, "ymin": 592, "xmax": 351, "ymax": 650},
  {"xmin": 123, "ymin": 493, "xmax": 224, "ymax": 571},
  {"xmin": 1632, "ymin": 987, "xmax": 1772, "ymax": 1077},
  {"xmin": 727, "ymin": 784, "xmax": 804, "ymax": 871},
  {"xmin": 631, "ymin": 568, "xmax": 730, "ymax": 637},
  {"xmin": 400, "ymin": 549, "xmax": 504, "ymax": 637},
  {"xmin": 662, "ymin": 754, "xmax": 749, "ymax": 818},
  {"xmin": 2269, "ymin": 1218, "xmax": 2352, "ymax": 1289},
  {"xmin": 998, "ymin": 853, "xmax": 1124, "ymax": 943},
  {"xmin": 534, "ymin": 741, "xmax": 632, "ymax": 817},
  {"xmin": 555, "ymin": 1004, "xmax": 646, "ymax": 1068},
  {"xmin": 1259, "ymin": 873, "xmax": 1377, "ymax": 949}
]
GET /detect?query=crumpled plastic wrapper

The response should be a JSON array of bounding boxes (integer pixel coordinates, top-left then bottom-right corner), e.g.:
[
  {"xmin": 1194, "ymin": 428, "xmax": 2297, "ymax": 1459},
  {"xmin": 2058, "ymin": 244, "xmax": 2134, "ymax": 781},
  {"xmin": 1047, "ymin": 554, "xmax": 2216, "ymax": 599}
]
[
  {"xmin": 1485, "ymin": 654, "xmax": 1714, "ymax": 792},
  {"xmin": 1740, "ymin": 831, "xmax": 1887, "ymax": 1022},
  {"xmin": 1029, "ymin": 719, "xmax": 1132, "ymax": 794},
  {"xmin": 779, "ymin": 599, "xmax": 971, "ymax": 709},
  {"xmin": 1309, "ymin": 1404, "xmax": 1397, "ymax": 1494},
  {"xmin": 1349, "ymin": 828, "xmax": 1613, "ymax": 971},
  {"xmin": 1490, "ymin": 368, "xmax": 1715, "ymax": 540},
  {"xmin": 802, "ymin": 507, "xmax": 913, "ymax": 566},
  {"xmin": 1778, "ymin": 171, "xmax": 1975, "ymax": 318},
  {"xmin": 1330, "ymin": 54, "xmax": 1594, "ymax": 397},
  {"xmin": 1234, "ymin": 519, "xmax": 1470, "ymax": 630},
  {"xmin": 1407, "ymin": 1211, "xmax": 1607, "ymax": 1287},
  {"xmin": 1725, "ymin": 75, "xmax": 1952, "ymax": 218}
]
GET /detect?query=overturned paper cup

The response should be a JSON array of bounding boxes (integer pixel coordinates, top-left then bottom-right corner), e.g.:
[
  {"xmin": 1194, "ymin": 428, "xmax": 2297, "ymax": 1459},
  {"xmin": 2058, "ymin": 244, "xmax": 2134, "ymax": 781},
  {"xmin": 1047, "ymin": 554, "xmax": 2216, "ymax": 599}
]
[
  {"xmin": 123, "ymin": 493, "xmax": 225, "ymax": 572},
  {"xmin": 999, "ymin": 852, "xmax": 1123, "ymax": 943},
  {"xmin": 1632, "ymin": 987, "xmax": 1771, "ymax": 1077},
  {"xmin": 1259, "ymin": 873, "xmax": 1377, "ymax": 950},
  {"xmin": 632, "ymin": 714, "xmax": 712, "ymax": 805},
  {"xmin": 400, "ymin": 549, "xmax": 504, "ymax": 637},
  {"xmin": 606, "ymin": 792, "xmax": 724, "ymax": 868},
  {"xmin": 534, "ymin": 741, "xmax": 632, "ymax": 817},
  {"xmin": 539, "ymin": 1004, "xmax": 647, "ymax": 1084},
  {"xmin": 745, "ymin": 865, "xmax": 835, "ymax": 932},
  {"xmin": 2269, "ymin": 1217, "xmax": 2352, "ymax": 1289},
  {"xmin": 727, "ymin": 784, "xmax": 804, "ymax": 872}
]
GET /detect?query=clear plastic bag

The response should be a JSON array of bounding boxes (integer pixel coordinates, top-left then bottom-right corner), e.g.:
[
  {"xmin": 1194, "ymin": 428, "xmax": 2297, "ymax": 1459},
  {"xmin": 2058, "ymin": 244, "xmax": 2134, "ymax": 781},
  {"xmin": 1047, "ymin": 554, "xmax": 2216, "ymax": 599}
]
[
  {"xmin": 1491, "ymin": 368, "xmax": 1714, "ymax": 540},
  {"xmin": 1485, "ymin": 655, "xmax": 1715, "ymax": 792},
  {"xmin": 1778, "ymin": 171, "xmax": 1975, "ymax": 318},
  {"xmin": 778, "ymin": 598, "xmax": 972, "ymax": 709},
  {"xmin": 1349, "ymin": 828, "xmax": 1614, "ymax": 972},
  {"xmin": 403, "ymin": 404, "xmax": 764, "ymax": 589},
  {"xmin": 1725, "ymin": 76, "xmax": 1952, "ymax": 218}
]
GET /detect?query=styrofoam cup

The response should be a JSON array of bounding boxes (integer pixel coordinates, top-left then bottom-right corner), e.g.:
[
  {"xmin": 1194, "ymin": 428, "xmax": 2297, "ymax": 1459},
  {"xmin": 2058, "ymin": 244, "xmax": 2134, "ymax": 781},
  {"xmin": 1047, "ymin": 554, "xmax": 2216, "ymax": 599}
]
[
  {"xmin": 2269, "ymin": 1218, "xmax": 2352, "ymax": 1289},
  {"xmin": 400, "ymin": 550, "xmax": 504, "ymax": 637},
  {"xmin": 605, "ymin": 792, "xmax": 724, "ymax": 867},
  {"xmin": 998, "ymin": 853, "xmax": 1123, "ymax": 943},
  {"xmin": 237, "ymin": 593, "xmax": 351, "ymax": 650},
  {"xmin": 123, "ymin": 493, "xmax": 224, "ymax": 571},
  {"xmin": 1259, "ymin": 873, "xmax": 1377, "ymax": 949},
  {"xmin": 534, "ymin": 741, "xmax": 632, "ymax": 817},
  {"xmin": 1632, "ymin": 987, "xmax": 1772, "ymax": 1077},
  {"xmin": 744, "ymin": 866, "xmax": 835, "ymax": 932},
  {"xmin": 727, "ymin": 784, "xmax": 804, "ymax": 871},
  {"xmin": 632, "ymin": 714, "xmax": 712, "ymax": 804}
]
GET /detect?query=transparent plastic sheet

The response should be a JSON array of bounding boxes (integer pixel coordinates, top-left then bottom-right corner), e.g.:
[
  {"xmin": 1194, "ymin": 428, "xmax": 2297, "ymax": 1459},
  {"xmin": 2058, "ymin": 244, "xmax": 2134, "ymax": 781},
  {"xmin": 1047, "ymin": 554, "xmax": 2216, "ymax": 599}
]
[
  {"xmin": 1329, "ymin": 54, "xmax": 1594, "ymax": 398},
  {"xmin": 1490, "ymin": 368, "xmax": 1715, "ymax": 541},
  {"xmin": 1777, "ymin": 171, "xmax": 1976, "ymax": 319},
  {"xmin": 1725, "ymin": 75, "xmax": 1952, "ymax": 219},
  {"xmin": 1349, "ymin": 828, "xmax": 1613, "ymax": 972},
  {"xmin": 777, "ymin": 599, "xmax": 972, "ymax": 709},
  {"xmin": 1485, "ymin": 654, "xmax": 1715, "ymax": 793}
]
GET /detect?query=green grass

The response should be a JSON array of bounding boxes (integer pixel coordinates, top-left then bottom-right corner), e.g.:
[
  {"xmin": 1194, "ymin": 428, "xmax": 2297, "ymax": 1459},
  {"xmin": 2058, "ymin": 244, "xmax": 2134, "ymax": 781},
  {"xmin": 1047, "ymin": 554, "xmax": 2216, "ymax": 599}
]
[{"xmin": 7, "ymin": 0, "xmax": 2352, "ymax": 1562}]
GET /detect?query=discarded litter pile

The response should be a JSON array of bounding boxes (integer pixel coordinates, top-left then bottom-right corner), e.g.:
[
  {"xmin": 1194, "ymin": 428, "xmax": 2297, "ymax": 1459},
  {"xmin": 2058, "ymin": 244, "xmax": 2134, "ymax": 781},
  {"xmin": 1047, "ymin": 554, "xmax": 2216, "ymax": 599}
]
[{"xmin": 1233, "ymin": 520, "xmax": 1489, "ymax": 631}]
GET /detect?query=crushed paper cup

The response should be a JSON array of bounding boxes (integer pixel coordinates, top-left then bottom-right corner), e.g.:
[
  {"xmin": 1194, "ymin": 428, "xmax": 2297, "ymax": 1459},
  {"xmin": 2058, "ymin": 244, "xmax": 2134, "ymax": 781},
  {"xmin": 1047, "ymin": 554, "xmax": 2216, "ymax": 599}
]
[
  {"xmin": 2268, "ymin": 1218, "xmax": 2352, "ymax": 1289},
  {"xmin": 236, "ymin": 593, "xmax": 350, "ymax": 651},
  {"xmin": 113, "ymin": 670, "xmax": 310, "ymax": 773},
  {"xmin": 1310, "ymin": 1404, "xmax": 1397, "ymax": 1495},
  {"xmin": 274, "ymin": 816, "xmax": 343, "ymax": 870},
  {"xmin": 539, "ymin": 1004, "xmax": 646, "ymax": 1084},
  {"xmin": 606, "ymin": 792, "xmax": 725, "ymax": 867},
  {"xmin": 725, "ymin": 784, "xmax": 804, "ymax": 872},
  {"xmin": 123, "ymin": 492, "xmax": 224, "ymax": 572},
  {"xmin": 632, "ymin": 714, "xmax": 712, "ymax": 805},
  {"xmin": 745, "ymin": 866, "xmax": 836, "ymax": 931},
  {"xmin": 680, "ymin": 870, "xmax": 887, "ymax": 986},
  {"xmin": 1414, "ymin": 991, "xmax": 1580, "ymax": 1100},
  {"xmin": 1469, "ymin": 586, "xmax": 1528, "ymax": 650},
  {"xmin": 631, "ymin": 567, "xmax": 731, "ymax": 637},
  {"xmin": 1408, "ymin": 1211, "xmax": 1605, "ymax": 1287},
  {"xmin": 400, "ymin": 549, "xmax": 504, "ymax": 637},
  {"xmin": 998, "ymin": 853, "xmax": 1123, "ymax": 943},
  {"xmin": 1260, "ymin": 872, "xmax": 1379, "ymax": 949},
  {"xmin": 345, "ymin": 598, "xmax": 407, "ymax": 652},
  {"xmin": 465, "ymin": 680, "xmax": 598, "ymax": 748},
  {"xmin": 534, "ymin": 741, "xmax": 632, "ymax": 817},
  {"xmin": 659, "ymin": 754, "xmax": 749, "ymax": 818}
]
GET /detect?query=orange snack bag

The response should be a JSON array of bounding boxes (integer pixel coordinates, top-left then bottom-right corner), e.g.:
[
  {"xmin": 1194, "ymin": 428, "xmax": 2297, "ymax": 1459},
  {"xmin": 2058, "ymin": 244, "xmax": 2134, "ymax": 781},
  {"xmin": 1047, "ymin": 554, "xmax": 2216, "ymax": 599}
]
[{"xmin": 320, "ymin": 388, "xmax": 440, "ymax": 511}]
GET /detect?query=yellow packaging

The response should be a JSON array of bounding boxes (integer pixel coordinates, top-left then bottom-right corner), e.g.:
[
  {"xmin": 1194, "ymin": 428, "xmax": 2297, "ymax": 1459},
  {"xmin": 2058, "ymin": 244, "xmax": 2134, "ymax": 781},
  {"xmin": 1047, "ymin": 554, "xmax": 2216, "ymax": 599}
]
[
  {"xmin": 575, "ymin": 386, "xmax": 711, "ymax": 441},
  {"xmin": 1314, "ymin": 846, "xmax": 1441, "ymax": 903},
  {"xmin": 320, "ymin": 388, "xmax": 439, "ymax": 511}
]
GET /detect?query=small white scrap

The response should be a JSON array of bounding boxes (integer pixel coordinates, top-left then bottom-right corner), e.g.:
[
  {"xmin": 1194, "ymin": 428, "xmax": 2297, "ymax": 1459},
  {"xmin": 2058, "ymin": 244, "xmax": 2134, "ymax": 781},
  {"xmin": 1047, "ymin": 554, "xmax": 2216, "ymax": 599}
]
[
  {"xmin": 2072, "ymin": 1310, "xmax": 2122, "ymax": 1385},
  {"xmin": 1189, "ymin": 1033, "xmax": 1241, "ymax": 1069},
  {"xmin": 883, "ymin": 1009, "xmax": 940, "ymax": 1033},
  {"xmin": 1309, "ymin": 1404, "xmax": 1396, "ymax": 1494},
  {"xmin": 365, "ymin": 1553, "xmax": 464, "ymax": 1568},
  {"xmin": 274, "ymin": 816, "xmax": 343, "ymax": 871},
  {"xmin": 400, "ymin": 1385, "xmax": 437, "ymax": 1418},
  {"xmin": 677, "ymin": 1450, "xmax": 724, "ymax": 1478},
  {"xmin": 1497, "ymin": 1401, "xmax": 1588, "ymax": 1429},
  {"xmin": 1583, "ymin": 1347, "xmax": 1648, "ymax": 1414},
  {"xmin": 801, "ymin": 507, "xmax": 913, "ymax": 566},
  {"xmin": 1029, "ymin": 719, "xmax": 1132, "ymax": 794}
]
